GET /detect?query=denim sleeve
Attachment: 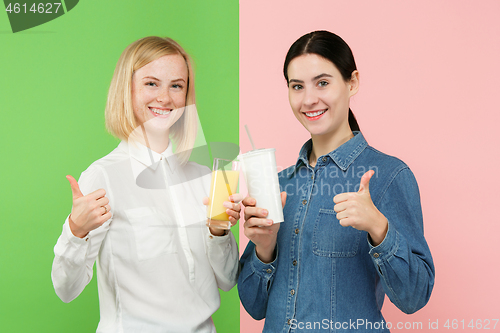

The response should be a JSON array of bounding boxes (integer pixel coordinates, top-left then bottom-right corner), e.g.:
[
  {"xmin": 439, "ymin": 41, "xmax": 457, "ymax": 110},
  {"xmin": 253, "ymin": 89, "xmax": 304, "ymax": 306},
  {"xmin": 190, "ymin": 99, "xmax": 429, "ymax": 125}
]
[
  {"xmin": 368, "ymin": 167, "xmax": 435, "ymax": 314},
  {"xmin": 238, "ymin": 241, "xmax": 278, "ymax": 320}
]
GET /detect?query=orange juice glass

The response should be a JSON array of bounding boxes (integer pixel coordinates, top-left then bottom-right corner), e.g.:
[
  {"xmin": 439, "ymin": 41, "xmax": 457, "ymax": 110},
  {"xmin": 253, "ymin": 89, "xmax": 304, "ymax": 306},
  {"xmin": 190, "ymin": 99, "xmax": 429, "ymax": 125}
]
[{"xmin": 207, "ymin": 158, "xmax": 240, "ymax": 229}]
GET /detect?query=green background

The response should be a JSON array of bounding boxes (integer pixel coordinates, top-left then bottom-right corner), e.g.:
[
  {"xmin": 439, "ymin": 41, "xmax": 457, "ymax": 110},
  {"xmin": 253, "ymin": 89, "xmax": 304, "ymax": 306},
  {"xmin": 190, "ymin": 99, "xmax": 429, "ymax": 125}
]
[{"xmin": 0, "ymin": 1, "xmax": 239, "ymax": 332}]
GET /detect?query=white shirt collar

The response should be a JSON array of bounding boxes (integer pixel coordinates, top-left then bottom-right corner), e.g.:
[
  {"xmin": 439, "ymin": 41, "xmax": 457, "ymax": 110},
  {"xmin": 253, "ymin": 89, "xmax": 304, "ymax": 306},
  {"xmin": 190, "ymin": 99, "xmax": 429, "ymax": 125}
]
[{"xmin": 118, "ymin": 140, "xmax": 180, "ymax": 173}]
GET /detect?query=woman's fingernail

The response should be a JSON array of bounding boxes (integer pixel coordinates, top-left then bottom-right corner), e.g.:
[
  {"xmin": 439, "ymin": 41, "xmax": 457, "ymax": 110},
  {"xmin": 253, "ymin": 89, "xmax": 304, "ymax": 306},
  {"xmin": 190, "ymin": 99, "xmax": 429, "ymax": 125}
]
[
  {"xmin": 261, "ymin": 209, "xmax": 268, "ymax": 216},
  {"xmin": 223, "ymin": 201, "xmax": 232, "ymax": 209},
  {"xmin": 267, "ymin": 220, "xmax": 273, "ymax": 225}
]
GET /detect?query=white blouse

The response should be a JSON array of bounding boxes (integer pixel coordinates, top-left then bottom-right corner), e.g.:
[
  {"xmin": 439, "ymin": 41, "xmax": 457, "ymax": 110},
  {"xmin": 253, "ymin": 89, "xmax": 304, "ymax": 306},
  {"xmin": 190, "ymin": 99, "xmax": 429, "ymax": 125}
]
[{"xmin": 51, "ymin": 141, "xmax": 239, "ymax": 333}]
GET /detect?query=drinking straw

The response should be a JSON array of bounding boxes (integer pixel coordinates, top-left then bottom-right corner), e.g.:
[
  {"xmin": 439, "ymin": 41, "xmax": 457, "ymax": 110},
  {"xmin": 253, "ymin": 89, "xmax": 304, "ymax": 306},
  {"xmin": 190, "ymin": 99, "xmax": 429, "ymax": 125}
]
[
  {"xmin": 245, "ymin": 124, "xmax": 257, "ymax": 151},
  {"xmin": 217, "ymin": 159, "xmax": 233, "ymax": 202},
  {"xmin": 221, "ymin": 165, "xmax": 233, "ymax": 199}
]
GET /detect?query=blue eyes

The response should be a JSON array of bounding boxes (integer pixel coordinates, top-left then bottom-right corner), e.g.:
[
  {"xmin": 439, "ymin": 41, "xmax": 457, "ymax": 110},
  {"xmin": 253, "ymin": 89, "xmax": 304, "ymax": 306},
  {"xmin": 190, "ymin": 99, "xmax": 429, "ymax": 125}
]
[{"xmin": 145, "ymin": 82, "xmax": 183, "ymax": 89}]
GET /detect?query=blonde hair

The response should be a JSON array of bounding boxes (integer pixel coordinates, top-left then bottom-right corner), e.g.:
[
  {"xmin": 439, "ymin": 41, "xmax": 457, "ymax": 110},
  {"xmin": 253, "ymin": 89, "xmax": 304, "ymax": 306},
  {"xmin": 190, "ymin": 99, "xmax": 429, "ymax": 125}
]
[{"xmin": 105, "ymin": 36, "xmax": 197, "ymax": 165}]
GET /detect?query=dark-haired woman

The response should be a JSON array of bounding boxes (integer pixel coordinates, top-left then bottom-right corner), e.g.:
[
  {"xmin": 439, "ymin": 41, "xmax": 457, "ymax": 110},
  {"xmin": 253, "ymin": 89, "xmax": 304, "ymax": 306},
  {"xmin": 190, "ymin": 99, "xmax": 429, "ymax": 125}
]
[{"xmin": 238, "ymin": 31, "xmax": 434, "ymax": 332}]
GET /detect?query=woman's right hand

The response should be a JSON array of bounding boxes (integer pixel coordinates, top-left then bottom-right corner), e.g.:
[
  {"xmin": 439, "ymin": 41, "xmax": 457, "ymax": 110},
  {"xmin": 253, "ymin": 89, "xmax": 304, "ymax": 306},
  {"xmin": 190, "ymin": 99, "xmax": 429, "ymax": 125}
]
[
  {"xmin": 243, "ymin": 192, "xmax": 286, "ymax": 263},
  {"xmin": 66, "ymin": 175, "xmax": 112, "ymax": 238}
]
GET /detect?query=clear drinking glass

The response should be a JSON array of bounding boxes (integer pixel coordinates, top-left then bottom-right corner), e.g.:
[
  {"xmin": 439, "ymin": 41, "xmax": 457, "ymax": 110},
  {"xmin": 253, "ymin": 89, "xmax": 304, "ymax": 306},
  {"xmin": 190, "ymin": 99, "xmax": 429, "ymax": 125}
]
[{"xmin": 207, "ymin": 158, "xmax": 240, "ymax": 229}]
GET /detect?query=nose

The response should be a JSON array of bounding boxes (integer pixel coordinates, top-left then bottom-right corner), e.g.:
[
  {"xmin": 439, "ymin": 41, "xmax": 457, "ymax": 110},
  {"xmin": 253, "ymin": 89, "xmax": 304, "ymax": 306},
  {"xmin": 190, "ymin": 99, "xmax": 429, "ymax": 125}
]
[
  {"xmin": 156, "ymin": 87, "xmax": 171, "ymax": 104},
  {"xmin": 303, "ymin": 87, "xmax": 318, "ymax": 107}
]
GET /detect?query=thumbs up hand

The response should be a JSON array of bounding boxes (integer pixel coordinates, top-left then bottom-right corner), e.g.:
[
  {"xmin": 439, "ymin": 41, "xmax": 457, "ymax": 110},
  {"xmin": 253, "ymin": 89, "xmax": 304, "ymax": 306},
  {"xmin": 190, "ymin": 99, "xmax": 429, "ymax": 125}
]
[
  {"xmin": 333, "ymin": 170, "xmax": 388, "ymax": 246},
  {"xmin": 66, "ymin": 175, "xmax": 111, "ymax": 238}
]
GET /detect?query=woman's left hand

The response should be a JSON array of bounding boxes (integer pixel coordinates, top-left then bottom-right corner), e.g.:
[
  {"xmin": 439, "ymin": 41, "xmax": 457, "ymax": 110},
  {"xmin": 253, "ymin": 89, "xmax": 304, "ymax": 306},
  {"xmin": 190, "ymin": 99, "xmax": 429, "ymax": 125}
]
[
  {"xmin": 203, "ymin": 194, "xmax": 243, "ymax": 236},
  {"xmin": 333, "ymin": 170, "xmax": 388, "ymax": 246}
]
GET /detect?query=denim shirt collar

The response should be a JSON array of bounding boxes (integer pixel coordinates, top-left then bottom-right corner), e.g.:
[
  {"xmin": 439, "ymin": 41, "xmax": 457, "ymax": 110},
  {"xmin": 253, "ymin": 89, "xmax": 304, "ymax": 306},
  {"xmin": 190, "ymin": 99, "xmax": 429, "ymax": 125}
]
[{"xmin": 294, "ymin": 131, "xmax": 368, "ymax": 172}]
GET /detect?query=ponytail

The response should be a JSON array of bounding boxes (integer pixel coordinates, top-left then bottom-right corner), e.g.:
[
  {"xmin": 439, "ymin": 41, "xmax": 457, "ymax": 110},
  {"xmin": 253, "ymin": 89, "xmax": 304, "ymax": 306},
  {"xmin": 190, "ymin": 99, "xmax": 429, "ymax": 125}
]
[{"xmin": 348, "ymin": 109, "xmax": 360, "ymax": 132}]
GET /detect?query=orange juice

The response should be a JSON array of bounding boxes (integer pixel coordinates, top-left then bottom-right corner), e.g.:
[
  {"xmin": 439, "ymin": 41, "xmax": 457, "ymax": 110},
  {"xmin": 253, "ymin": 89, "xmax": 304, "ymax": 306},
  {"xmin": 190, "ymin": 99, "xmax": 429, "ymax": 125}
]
[{"xmin": 207, "ymin": 170, "xmax": 239, "ymax": 221}]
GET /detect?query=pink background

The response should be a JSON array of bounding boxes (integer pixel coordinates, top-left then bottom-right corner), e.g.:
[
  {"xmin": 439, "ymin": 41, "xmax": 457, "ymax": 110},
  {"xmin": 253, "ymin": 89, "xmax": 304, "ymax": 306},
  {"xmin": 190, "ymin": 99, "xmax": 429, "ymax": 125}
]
[{"xmin": 239, "ymin": 1, "xmax": 500, "ymax": 332}]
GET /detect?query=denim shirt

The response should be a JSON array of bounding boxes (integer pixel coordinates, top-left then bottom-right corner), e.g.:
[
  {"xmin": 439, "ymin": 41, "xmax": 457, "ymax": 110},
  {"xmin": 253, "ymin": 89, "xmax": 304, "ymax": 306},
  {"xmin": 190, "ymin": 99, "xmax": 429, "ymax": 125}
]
[{"xmin": 238, "ymin": 132, "xmax": 435, "ymax": 332}]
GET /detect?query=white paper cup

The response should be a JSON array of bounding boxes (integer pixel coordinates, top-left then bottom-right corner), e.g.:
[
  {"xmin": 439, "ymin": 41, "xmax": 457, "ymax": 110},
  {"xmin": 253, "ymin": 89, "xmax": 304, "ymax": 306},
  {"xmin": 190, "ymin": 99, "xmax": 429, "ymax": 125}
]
[{"xmin": 239, "ymin": 149, "xmax": 284, "ymax": 224}]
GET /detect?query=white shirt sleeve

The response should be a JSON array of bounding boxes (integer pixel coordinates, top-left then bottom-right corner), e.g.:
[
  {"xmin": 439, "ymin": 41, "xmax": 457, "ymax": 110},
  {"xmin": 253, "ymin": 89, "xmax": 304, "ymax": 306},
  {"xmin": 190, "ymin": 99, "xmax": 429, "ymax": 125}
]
[
  {"xmin": 206, "ymin": 230, "xmax": 239, "ymax": 292},
  {"xmin": 190, "ymin": 162, "xmax": 239, "ymax": 292},
  {"xmin": 51, "ymin": 166, "xmax": 112, "ymax": 303}
]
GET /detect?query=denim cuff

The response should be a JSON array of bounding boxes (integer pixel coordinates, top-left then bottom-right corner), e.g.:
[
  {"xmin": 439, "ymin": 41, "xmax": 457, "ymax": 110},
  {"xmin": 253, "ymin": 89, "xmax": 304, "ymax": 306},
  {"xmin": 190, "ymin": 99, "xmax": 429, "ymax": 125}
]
[
  {"xmin": 250, "ymin": 244, "xmax": 278, "ymax": 279},
  {"xmin": 368, "ymin": 220, "xmax": 397, "ymax": 260}
]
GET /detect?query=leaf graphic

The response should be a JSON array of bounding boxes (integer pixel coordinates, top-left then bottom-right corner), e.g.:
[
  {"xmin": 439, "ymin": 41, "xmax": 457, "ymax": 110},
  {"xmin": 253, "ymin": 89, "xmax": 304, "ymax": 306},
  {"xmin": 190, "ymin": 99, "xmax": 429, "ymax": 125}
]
[
  {"xmin": 4, "ymin": 0, "xmax": 79, "ymax": 33},
  {"xmin": 65, "ymin": 0, "xmax": 78, "ymax": 12},
  {"xmin": 136, "ymin": 142, "xmax": 240, "ymax": 189}
]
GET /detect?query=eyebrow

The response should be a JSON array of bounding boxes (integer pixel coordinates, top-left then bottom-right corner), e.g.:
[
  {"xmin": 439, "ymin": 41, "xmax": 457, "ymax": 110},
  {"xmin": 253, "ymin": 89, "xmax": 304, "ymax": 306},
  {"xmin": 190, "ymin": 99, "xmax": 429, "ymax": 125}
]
[
  {"xmin": 313, "ymin": 73, "xmax": 333, "ymax": 81},
  {"xmin": 288, "ymin": 73, "xmax": 333, "ymax": 84},
  {"xmin": 141, "ymin": 76, "xmax": 186, "ymax": 82},
  {"xmin": 142, "ymin": 76, "xmax": 160, "ymax": 81}
]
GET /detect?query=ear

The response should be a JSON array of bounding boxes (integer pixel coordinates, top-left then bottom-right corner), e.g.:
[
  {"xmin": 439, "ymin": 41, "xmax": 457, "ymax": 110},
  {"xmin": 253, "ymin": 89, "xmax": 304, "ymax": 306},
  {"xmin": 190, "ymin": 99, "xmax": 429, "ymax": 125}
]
[{"xmin": 348, "ymin": 70, "xmax": 359, "ymax": 97}]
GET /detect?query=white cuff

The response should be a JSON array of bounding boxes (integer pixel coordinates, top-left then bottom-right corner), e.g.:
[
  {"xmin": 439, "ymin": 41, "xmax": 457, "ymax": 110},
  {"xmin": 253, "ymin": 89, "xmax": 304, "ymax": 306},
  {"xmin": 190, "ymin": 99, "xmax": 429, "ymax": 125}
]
[{"xmin": 62, "ymin": 216, "xmax": 89, "ymax": 244}]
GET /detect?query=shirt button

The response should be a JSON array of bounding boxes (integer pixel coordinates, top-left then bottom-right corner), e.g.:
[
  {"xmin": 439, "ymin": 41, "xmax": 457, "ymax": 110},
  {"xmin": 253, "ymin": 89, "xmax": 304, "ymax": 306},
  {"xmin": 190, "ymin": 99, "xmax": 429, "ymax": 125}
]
[
  {"xmin": 209, "ymin": 235, "xmax": 213, "ymax": 239},
  {"xmin": 295, "ymin": 228, "xmax": 299, "ymax": 234},
  {"xmin": 302, "ymin": 199, "xmax": 307, "ymax": 205},
  {"xmin": 287, "ymin": 319, "xmax": 291, "ymax": 325},
  {"xmin": 292, "ymin": 260, "xmax": 297, "ymax": 266},
  {"xmin": 311, "ymin": 174, "xmax": 314, "ymax": 180},
  {"xmin": 266, "ymin": 268, "xmax": 272, "ymax": 274},
  {"xmin": 322, "ymin": 156, "xmax": 327, "ymax": 162},
  {"xmin": 290, "ymin": 289, "xmax": 295, "ymax": 295},
  {"xmin": 373, "ymin": 253, "xmax": 380, "ymax": 258}
]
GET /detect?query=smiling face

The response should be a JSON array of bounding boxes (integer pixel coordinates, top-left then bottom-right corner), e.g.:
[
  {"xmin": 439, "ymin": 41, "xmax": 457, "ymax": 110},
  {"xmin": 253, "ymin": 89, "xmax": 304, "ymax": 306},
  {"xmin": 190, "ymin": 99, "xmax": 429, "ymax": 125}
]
[
  {"xmin": 287, "ymin": 53, "xmax": 358, "ymax": 140},
  {"xmin": 131, "ymin": 54, "xmax": 188, "ymax": 132}
]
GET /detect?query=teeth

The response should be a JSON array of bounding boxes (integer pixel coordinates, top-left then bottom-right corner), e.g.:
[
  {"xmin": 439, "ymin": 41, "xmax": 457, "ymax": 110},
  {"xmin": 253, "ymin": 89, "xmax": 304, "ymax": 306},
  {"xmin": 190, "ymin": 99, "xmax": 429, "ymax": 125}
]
[
  {"xmin": 151, "ymin": 108, "xmax": 171, "ymax": 115},
  {"xmin": 305, "ymin": 110, "xmax": 326, "ymax": 117}
]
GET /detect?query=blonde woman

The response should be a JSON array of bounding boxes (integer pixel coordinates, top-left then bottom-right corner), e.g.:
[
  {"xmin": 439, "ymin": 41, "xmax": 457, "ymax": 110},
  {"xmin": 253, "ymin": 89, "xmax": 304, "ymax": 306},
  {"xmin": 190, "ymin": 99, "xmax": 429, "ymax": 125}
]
[{"xmin": 52, "ymin": 36, "xmax": 240, "ymax": 332}]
